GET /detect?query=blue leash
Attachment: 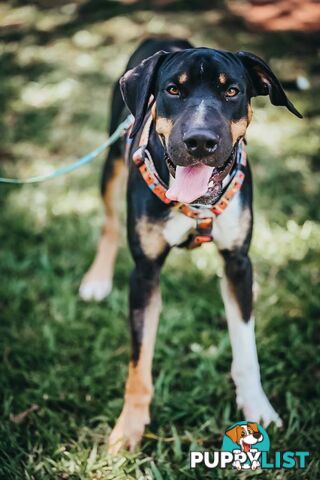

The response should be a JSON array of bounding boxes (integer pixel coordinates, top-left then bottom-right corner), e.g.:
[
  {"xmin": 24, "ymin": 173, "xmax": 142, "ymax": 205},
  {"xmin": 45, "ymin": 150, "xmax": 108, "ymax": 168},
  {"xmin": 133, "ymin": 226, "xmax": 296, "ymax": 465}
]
[{"xmin": 0, "ymin": 115, "xmax": 133, "ymax": 185}]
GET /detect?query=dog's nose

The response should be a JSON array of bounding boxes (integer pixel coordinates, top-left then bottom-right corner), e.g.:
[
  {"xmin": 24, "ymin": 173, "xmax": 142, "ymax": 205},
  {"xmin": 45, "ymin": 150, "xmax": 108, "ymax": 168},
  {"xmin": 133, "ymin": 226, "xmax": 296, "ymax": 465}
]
[
  {"xmin": 253, "ymin": 432, "xmax": 261, "ymax": 439},
  {"xmin": 183, "ymin": 130, "xmax": 218, "ymax": 157}
]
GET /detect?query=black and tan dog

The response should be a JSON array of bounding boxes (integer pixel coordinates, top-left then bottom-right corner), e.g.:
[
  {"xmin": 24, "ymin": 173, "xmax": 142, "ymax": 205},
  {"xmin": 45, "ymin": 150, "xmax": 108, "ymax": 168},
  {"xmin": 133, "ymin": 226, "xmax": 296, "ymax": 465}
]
[{"xmin": 79, "ymin": 38, "xmax": 301, "ymax": 454}]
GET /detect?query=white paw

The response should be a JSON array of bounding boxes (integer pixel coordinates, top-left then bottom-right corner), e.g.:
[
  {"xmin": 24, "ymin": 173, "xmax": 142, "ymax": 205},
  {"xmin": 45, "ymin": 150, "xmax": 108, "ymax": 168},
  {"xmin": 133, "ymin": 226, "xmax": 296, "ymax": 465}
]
[
  {"xmin": 108, "ymin": 406, "xmax": 149, "ymax": 455},
  {"xmin": 79, "ymin": 278, "xmax": 112, "ymax": 302},
  {"xmin": 239, "ymin": 388, "xmax": 282, "ymax": 428},
  {"xmin": 251, "ymin": 460, "xmax": 260, "ymax": 470}
]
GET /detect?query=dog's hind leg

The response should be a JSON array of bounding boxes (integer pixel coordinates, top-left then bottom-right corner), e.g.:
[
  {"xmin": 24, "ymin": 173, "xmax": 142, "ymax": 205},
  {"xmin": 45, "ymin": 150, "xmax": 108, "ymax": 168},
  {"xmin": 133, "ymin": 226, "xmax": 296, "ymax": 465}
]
[
  {"xmin": 79, "ymin": 76, "xmax": 128, "ymax": 301},
  {"xmin": 214, "ymin": 185, "xmax": 282, "ymax": 427},
  {"xmin": 79, "ymin": 151, "xmax": 126, "ymax": 301}
]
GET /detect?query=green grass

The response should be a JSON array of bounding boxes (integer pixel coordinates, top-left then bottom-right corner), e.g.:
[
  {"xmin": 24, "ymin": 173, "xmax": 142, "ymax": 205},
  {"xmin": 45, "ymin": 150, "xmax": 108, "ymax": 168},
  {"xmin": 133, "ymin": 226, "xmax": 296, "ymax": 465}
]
[{"xmin": 0, "ymin": 3, "xmax": 319, "ymax": 479}]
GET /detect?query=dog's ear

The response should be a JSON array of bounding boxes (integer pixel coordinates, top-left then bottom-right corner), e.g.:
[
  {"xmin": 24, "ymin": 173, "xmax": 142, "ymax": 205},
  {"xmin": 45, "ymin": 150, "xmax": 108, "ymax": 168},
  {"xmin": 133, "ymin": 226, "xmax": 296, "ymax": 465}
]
[
  {"xmin": 248, "ymin": 422, "xmax": 259, "ymax": 433},
  {"xmin": 120, "ymin": 50, "xmax": 168, "ymax": 137},
  {"xmin": 225, "ymin": 425, "xmax": 241, "ymax": 444},
  {"xmin": 237, "ymin": 51, "xmax": 302, "ymax": 119}
]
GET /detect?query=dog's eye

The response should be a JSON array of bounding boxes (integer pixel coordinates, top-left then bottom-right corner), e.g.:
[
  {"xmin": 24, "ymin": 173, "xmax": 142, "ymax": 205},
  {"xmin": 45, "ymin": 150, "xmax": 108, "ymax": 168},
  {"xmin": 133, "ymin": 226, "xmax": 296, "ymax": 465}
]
[
  {"xmin": 241, "ymin": 430, "xmax": 246, "ymax": 437},
  {"xmin": 248, "ymin": 428, "xmax": 253, "ymax": 434},
  {"xmin": 166, "ymin": 85, "xmax": 180, "ymax": 96},
  {"xmin": 225, "ymin": 87, "xmax": 239, "ymax": 98}
]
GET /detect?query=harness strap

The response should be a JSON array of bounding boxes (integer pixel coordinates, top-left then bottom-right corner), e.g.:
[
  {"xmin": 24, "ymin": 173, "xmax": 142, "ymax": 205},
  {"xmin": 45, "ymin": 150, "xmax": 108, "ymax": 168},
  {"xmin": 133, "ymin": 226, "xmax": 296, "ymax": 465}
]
[
  {"xmin": 187, "ymin": 217, "xmax": 213, "ymax": 249},
  {"xmin": 129, "ymin": 114, "xmax": 247, "ymax": 248}
]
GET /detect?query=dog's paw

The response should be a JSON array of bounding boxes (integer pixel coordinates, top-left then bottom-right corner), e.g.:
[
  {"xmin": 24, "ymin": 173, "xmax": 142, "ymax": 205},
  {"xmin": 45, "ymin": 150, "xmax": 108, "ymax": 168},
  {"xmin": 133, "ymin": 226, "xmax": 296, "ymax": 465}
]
[
  {"xmin": 240, "ymin": 389, "xmax": 282, "ymax": 428},
  {"xmin": 108, "ymin": 406, "xmax": 149, "ymax": 455},
  {"xmin": 79, "ymin": 277, "xmax": 112, "ymax": 302},
  {"xmin": 251, "ymin": 460, "xmax": 260, "ymax": 470}
]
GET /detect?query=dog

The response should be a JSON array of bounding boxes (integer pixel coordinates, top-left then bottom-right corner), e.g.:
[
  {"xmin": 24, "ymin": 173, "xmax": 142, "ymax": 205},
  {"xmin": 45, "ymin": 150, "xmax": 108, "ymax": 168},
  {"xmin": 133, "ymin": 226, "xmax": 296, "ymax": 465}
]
[
  {"xmin": 79, "ymin": 37, "xmax": 301, "ymax": 454},
  {"xmin": 226, "ymin": 422, "xmax": 263, "ymax": 470}
]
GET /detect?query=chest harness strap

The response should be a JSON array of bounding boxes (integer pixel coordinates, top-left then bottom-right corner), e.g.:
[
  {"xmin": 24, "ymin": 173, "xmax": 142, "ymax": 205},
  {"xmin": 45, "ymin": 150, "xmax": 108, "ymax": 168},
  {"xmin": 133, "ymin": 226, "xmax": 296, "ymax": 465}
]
[{"xmin": 128, "ymin": 115, "xmax": 247, "ymax": 249}]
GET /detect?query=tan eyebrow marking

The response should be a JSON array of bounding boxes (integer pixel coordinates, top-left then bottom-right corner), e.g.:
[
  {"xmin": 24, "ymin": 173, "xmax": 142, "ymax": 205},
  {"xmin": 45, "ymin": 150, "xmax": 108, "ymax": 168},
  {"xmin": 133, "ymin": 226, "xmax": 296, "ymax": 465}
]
[
  {"xmin": 219, "ymin": 73, "xmax": 227, "ymax": 84},
  {"xmin": 178, "ymin": 72, "xmax": 188, "ymax": 84}
]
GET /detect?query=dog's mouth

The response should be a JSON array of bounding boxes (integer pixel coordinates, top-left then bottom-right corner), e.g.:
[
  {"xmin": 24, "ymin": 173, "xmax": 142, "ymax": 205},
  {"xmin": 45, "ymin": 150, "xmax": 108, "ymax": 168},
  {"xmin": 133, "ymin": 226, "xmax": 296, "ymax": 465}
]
[
  {"xmin": 165, "ymin": 147, "xmax": 236, "ymax": 204},
  {"xmin": 242, "ymin": 441, "xmax": 251, "ymax": 453}
]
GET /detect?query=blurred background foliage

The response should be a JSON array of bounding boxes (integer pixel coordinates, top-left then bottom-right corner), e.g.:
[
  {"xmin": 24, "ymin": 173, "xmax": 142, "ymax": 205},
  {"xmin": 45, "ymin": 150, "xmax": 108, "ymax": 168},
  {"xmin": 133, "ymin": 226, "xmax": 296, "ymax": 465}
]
[{"xmin": 0, "ymin": 1, "xmax": 319, "ymax": 479}]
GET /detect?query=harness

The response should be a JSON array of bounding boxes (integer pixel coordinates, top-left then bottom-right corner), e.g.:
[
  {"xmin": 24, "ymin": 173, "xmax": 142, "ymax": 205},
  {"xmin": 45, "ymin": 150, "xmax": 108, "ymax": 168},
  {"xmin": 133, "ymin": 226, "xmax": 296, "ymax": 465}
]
[{"xmin": 126, "ymin": 114, "xmax": 247, "ymax": 249}]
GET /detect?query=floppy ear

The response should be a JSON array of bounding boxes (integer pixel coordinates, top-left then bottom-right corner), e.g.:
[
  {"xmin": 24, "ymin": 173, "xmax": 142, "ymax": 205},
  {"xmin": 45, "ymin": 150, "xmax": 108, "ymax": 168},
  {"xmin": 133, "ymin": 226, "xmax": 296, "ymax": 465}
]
[
  {"xmin": 225, "ymin": 425, "xmax": 241, "ymax": 444},
  {"xmin": 248, "ymin": 422, "xmax": 259, "ymax": 433},
  {"xmin": 237, "ymin": 51, "xmax": 302, "ymax": 119},
  {"xmin": 120, "ymin": 50, "xmax": 168, "ymax": 137}
]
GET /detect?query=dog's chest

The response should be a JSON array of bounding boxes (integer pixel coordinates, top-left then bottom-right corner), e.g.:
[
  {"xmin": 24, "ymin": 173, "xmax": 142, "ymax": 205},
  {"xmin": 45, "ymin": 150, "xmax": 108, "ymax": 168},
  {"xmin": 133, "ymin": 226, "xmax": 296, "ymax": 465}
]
[
  {"xmin": 162, "ymin": 192, "xmax": 243, "ymax": 249},
  {"xmin": 163, "ymin": 210, "xmax": 196, "ymax": 246}
]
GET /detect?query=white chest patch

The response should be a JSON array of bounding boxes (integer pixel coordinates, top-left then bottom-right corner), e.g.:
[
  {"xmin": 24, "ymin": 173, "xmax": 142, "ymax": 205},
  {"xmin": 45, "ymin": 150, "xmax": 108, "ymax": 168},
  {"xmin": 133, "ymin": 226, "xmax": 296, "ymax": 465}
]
[
  {"xmin": 163, "ymin": 192, "xmax": 247, "ymax": 249},
  {"xmin": 212, "ymin": 192, "xmax": 247, "ymax": 250},
  {"xmin": 163, "ymin": 210, "xmax": 196, "ymax": 246}
]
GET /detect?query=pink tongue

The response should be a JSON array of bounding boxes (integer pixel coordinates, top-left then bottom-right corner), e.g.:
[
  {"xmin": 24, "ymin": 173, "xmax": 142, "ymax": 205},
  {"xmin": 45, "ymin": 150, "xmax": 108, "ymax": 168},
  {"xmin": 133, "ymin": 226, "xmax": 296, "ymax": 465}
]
[
  {"xmin": 166, "ymin": 164, "xmax": 214, "ymax": 203},
  {"xmin": 243, "ymin": 442, "xmax": 250, "ymax": 453}
]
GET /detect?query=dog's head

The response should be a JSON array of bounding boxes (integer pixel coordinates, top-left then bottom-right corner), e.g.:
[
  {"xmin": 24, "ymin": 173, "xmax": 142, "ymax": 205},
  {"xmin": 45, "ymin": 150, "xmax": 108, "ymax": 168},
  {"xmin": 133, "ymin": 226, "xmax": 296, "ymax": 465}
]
[
  {"xmin": 225, "ymin": 422, "xmax": 263, "ymax": 453},
  {"xmin": 121, "ymin": 47, "xmax": 302, "ymax": 204}
]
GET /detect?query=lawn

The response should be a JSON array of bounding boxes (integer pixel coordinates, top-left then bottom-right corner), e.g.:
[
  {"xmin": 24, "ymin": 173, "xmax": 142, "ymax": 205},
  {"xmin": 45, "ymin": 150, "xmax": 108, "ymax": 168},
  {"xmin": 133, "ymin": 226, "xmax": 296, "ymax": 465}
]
[{"xmin": 0, "ymin": 2, "xmax": 319, "ymax": 479}]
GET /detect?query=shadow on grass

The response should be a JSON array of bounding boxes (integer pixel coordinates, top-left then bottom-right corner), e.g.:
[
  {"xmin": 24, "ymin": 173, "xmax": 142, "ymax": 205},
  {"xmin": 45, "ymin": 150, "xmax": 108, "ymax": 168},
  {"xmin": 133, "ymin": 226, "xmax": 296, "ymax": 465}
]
[{"xmin": 0, "ymin": 50, "xmax": 58, "ymax": 149}]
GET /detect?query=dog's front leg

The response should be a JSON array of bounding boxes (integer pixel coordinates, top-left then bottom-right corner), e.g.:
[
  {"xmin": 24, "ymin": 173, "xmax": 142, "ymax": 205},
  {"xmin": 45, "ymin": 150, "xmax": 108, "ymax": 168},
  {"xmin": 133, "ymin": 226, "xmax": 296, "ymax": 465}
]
[
  {"xmin": 214, "ymin": 186, "xmax": 282, "ymax": 427},
  {"xmin": 108, "ymin": 261, "xmax": 162, "ymax": 454},
  {"xmin": 220, "ymin": 247, "xmax": 282, "ymax": 427},
  {"xmin": 108, "ymin": 215, "xmax": 169, "ymax": 454}
]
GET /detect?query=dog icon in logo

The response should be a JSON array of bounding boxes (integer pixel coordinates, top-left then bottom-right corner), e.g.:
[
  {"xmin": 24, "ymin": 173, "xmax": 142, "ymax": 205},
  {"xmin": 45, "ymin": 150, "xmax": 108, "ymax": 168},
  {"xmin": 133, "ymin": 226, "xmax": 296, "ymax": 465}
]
[{"xmin": 225, "ymin": 422, "xmax": 263, "ymax": 470}]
